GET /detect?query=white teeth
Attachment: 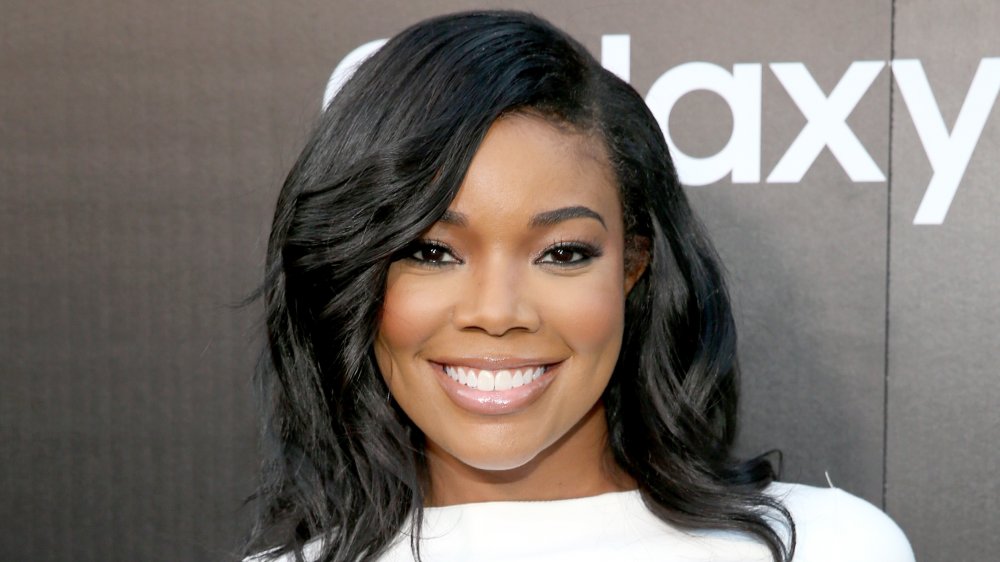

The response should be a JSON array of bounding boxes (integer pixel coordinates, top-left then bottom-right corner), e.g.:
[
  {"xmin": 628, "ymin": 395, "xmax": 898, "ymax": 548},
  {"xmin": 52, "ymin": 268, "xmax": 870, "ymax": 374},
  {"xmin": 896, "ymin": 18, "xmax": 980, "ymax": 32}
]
[
  {"xmin": 477, "ymin": 371, "xmax": 495, "ymax": 391},
  {"xmin": 494, "ymin": 370, "xmax": 512, "ymax": 391},
  {"xmin": 444, "ymin": 365, "xmax": 547, "ymax": 391}
]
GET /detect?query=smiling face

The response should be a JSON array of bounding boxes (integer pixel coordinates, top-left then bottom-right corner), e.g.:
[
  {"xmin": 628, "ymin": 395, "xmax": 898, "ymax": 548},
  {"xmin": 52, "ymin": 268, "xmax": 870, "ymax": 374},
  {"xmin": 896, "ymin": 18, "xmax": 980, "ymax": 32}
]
[{"xmin": 374, "ymin": 113, "xmax": 645, "ymax": 505}]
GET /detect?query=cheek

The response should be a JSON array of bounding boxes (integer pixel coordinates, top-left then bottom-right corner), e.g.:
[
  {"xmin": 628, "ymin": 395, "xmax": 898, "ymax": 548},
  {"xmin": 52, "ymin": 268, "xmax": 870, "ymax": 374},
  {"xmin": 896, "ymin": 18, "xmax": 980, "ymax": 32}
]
[
  {"xmin": 538, "ymin": 266, "xmax": 626, "ymax": 357},
  {"xmin": 377, "ymin": 269, "xmax": 450, "ymax": 364}
]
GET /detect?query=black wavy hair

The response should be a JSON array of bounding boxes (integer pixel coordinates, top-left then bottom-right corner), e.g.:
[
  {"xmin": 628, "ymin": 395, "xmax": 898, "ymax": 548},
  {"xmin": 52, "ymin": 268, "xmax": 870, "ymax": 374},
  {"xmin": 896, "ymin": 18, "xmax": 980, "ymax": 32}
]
[{"xmin": 243, "ymin": 9, "xmax": 794, "ymax": 562}]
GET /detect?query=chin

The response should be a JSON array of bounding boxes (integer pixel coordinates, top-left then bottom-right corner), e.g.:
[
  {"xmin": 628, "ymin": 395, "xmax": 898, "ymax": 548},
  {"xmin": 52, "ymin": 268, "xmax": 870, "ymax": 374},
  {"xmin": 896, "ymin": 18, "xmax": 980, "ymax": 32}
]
[
  {"xmin": 458, "ymin": 452, "xmax": 539, "ymax": 472},
  {"xmin": 439, "ymin": 436, "xmax": 547, "ymax": 473}
]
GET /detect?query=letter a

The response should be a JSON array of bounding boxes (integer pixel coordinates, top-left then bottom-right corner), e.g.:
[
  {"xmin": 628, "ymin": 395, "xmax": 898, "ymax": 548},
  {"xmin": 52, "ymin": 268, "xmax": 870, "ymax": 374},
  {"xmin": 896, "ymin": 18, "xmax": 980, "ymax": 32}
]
[{"xmin": 645, "ymin": 62, "xmax": 762, "ymax": 185}]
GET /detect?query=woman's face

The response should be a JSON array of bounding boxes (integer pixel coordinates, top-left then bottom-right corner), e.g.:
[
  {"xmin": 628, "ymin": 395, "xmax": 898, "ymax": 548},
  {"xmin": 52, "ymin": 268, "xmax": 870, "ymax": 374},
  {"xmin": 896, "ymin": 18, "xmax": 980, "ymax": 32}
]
[{"xmin": 375, "ymin": 113, "xmax": 644, "ymax": 502}]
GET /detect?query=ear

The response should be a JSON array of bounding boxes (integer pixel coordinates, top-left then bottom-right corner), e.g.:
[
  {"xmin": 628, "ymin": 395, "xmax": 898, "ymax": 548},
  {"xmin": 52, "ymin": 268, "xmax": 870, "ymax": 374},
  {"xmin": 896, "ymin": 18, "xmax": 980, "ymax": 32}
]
[{"xmin": 623, "ymin": 235, "xmax": 650, "ymax": 295}]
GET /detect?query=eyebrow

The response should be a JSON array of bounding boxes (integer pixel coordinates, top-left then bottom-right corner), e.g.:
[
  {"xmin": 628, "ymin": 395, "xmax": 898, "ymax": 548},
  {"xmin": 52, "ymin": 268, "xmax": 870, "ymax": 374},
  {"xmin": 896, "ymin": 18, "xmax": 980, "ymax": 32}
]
[
  {"xmin": 530, "ymin": 206, "xmax": 607, "ymax": 230},
  {"xmin": 438, "ymin": 205, "xmax": 607, "ymax": 230},
  {"xmin": 439, "ymin": 210, "xmax": 468, "ymax": 227}
]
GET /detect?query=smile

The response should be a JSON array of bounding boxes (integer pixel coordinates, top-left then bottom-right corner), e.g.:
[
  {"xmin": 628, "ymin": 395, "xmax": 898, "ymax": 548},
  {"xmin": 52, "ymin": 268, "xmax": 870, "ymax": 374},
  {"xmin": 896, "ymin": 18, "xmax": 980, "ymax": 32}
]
[
  {"xmin": 443, "ymin": 365, "xmax": 546, "ymax": 391},
  {"xmin": 431, "ymin": 360, "xmax": 561, "ymax": 415}
]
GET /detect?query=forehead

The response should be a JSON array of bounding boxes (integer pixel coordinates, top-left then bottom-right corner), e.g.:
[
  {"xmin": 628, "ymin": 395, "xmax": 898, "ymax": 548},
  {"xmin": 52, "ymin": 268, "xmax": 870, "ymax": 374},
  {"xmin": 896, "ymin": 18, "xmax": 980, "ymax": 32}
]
[{"xmin": 448, "ymin": 113, "xmax": 621, "ymax": 229}]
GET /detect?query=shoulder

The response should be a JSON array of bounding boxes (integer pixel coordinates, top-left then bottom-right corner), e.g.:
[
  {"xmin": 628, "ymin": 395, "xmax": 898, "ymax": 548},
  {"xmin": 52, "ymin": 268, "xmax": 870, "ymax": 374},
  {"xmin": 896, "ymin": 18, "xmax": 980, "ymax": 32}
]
[{"xmin": 765, "ymin": 482, "xmax": 915, "ymax": 562}]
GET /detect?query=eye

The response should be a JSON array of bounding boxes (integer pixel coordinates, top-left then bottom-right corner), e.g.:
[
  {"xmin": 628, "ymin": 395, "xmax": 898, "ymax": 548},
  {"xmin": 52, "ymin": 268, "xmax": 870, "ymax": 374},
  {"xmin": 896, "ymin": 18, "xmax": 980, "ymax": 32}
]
[
  {"xmin": 405, "ymin": 240, "xmax": 460, "ymax": 266},
  {"xmin": 537, "ymin": 242, "xmax": 601, "ymax": 266}
]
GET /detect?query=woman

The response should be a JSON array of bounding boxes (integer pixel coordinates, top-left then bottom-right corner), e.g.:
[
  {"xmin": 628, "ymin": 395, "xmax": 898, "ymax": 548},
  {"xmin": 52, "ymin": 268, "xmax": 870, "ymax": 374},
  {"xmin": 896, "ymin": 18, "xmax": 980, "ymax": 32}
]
[{"xmin": 243, "ymin": 10, "xmax": 913, "ymax": 562}]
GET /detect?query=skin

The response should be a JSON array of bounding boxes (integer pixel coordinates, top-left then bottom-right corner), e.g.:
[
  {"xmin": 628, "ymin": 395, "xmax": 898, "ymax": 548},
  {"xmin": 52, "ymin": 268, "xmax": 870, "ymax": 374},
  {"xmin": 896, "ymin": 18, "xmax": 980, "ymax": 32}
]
[{"xmin": 374, "ymin": 113, "xmax": 647, "ymax": 506}]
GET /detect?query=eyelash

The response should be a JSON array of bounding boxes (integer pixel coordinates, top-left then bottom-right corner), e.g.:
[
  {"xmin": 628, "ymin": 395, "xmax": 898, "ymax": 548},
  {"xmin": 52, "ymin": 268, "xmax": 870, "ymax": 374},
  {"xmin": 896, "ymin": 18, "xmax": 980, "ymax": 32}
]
[
  {"xmin": 403, "ymin": 239, "xmax": 460, "ymax": 267},
  {"xmin": 402, "ymin": 239, "xmax": 603, "ymax": 268},
  {"xmin": 536, "ymin": 241, "xmax": 602, "ymax": 266}
]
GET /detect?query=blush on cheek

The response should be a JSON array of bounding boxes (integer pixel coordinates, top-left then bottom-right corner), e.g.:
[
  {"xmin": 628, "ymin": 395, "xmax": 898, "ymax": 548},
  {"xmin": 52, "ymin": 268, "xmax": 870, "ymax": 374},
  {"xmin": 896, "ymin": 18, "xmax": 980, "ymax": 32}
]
[
  {"xmin": 542, "ymin": 275, "xmax": 625, "ymax": 353},
  {"xmin": 569, "ymin": 299, "xmax": 624, "ymax": 352},
  {"xmin": 379, "ymin": 271, "xmax": 450, "ymax": 353}
]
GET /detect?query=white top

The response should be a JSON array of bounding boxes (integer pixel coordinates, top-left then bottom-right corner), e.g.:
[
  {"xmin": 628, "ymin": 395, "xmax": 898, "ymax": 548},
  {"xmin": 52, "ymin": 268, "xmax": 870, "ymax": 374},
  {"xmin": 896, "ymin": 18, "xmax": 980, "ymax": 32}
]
[{"xmin": 249, "ymin": 483, "xmax": 914, "ymax": 562}]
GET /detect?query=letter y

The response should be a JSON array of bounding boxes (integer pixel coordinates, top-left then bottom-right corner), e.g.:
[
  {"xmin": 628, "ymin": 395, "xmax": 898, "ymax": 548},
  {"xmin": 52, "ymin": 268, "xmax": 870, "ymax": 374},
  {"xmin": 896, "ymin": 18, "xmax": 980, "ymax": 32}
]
[{"xmin": 894, "ymin": 58, "xmax": 1000, "ymax": 224}]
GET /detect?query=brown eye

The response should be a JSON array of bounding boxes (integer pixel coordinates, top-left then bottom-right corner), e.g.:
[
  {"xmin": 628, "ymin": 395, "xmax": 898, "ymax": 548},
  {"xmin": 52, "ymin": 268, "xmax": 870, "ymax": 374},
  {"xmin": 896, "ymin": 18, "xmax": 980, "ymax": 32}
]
[
  {"xmin": 418, "ymin": 246, "xmax": 445, "ymax": 261},
  {"xmin": 549, "ymin": 247, "xmax": 577, "ymax": 263},
  {"xmin": 538, "ymin": 243, "xmax": 601, "ymax": 266},
  {"xmin": 407, "ymin": 241, "xmax": 459, "ymax": 265}
]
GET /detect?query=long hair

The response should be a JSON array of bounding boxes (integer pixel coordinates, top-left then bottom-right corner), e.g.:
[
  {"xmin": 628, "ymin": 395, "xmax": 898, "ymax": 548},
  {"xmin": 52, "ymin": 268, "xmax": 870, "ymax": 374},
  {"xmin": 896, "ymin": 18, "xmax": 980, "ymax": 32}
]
[{"xmin": 243, "ymin": 10, "xmax": 794, "ymax": 562}]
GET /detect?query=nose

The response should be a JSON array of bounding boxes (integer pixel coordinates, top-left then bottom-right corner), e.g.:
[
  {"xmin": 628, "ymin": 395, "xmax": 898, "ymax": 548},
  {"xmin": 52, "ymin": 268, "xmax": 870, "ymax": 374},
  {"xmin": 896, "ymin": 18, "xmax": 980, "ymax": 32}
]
[{"xmin": 451, "ymin": 258, "xmax": 540, "ymax": 336}]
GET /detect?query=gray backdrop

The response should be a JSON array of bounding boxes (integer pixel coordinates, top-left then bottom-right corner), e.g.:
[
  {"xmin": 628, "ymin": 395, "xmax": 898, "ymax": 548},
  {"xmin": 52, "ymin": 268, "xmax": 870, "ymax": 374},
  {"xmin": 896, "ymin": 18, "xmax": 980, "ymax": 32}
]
[{"xmin": 2, "ymin": 1, "xmax": 997, "ymax": 560}]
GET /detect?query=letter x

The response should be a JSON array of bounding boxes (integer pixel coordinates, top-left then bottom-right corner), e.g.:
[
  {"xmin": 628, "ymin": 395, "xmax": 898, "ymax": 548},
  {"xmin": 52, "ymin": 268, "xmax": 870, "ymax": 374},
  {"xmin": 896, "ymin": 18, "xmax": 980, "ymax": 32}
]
[{"xmin": 768, "ymin": 61, "xmax": 886, "ymax": 183}]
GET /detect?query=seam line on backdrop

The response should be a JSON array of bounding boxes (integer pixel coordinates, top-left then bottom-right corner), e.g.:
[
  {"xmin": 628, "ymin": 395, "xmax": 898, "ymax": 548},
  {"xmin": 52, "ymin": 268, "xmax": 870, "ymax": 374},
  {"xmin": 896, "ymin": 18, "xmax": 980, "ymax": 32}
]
[{"xmin": 882, "ymin": 0, "xmax": 897, "ymax": 514}]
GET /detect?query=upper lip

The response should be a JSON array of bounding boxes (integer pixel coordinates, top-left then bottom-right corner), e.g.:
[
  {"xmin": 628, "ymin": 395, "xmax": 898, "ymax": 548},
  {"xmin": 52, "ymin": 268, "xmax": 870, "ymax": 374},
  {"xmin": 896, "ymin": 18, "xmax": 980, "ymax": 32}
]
[{"xmin": 431, "ymin": 357, "xmax": 563, "ymax": 370}]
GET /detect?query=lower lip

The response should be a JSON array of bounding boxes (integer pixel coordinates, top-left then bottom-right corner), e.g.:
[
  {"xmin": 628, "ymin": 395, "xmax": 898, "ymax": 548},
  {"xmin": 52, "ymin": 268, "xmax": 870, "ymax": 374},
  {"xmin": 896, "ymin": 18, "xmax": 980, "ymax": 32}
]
[{"xmin": 432, "ymin": 362, "xmax": 560, "ymax": 416}]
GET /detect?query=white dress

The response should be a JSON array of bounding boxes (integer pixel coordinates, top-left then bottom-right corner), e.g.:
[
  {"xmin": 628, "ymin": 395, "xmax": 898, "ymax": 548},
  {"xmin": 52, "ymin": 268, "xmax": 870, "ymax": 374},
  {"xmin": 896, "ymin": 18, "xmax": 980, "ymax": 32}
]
[{"xmin": 248, "ymin": 483, "xmax": 914, "ymax": 562}]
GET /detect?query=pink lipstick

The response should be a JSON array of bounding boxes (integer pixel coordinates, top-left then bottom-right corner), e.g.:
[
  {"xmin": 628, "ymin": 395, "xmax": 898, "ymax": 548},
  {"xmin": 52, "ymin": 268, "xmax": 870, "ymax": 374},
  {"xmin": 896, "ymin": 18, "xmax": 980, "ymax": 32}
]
[{"xmin": 430, "ymin": 360, "xmax": 560, "ymax": 415}]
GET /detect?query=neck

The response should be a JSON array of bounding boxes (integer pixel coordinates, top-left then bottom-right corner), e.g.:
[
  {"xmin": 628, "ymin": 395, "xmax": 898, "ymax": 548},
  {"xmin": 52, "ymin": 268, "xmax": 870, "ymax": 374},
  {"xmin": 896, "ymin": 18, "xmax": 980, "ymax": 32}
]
[{"xmin": 423, "ymin": 403, "xmax": 636, "ymax": 506}]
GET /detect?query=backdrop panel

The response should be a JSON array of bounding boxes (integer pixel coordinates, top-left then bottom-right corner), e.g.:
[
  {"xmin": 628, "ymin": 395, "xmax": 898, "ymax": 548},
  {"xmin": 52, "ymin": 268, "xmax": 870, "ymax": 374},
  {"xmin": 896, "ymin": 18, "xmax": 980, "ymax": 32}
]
[
  {"xmin": 1, "ymin": 0, "xmax": 279, "ymax": 559},
  {"xmin": 887, "ymin": 1, "xmax": 1000, "ymax": 559},
  {"xmin": 2, "ymin": 2, "xmax": 997, "ymax": 561}
]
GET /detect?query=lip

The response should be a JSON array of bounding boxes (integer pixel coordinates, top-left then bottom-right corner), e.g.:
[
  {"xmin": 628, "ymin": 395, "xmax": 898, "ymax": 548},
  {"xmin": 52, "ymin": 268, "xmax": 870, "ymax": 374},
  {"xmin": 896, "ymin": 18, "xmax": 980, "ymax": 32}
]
[
  {"xmin": 432, "ymin": 356, "xmax": 563, "ymax": 370},
  {"xmin": 430, "ymin": 359, "xmax": 562, "ymax": 416}
]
